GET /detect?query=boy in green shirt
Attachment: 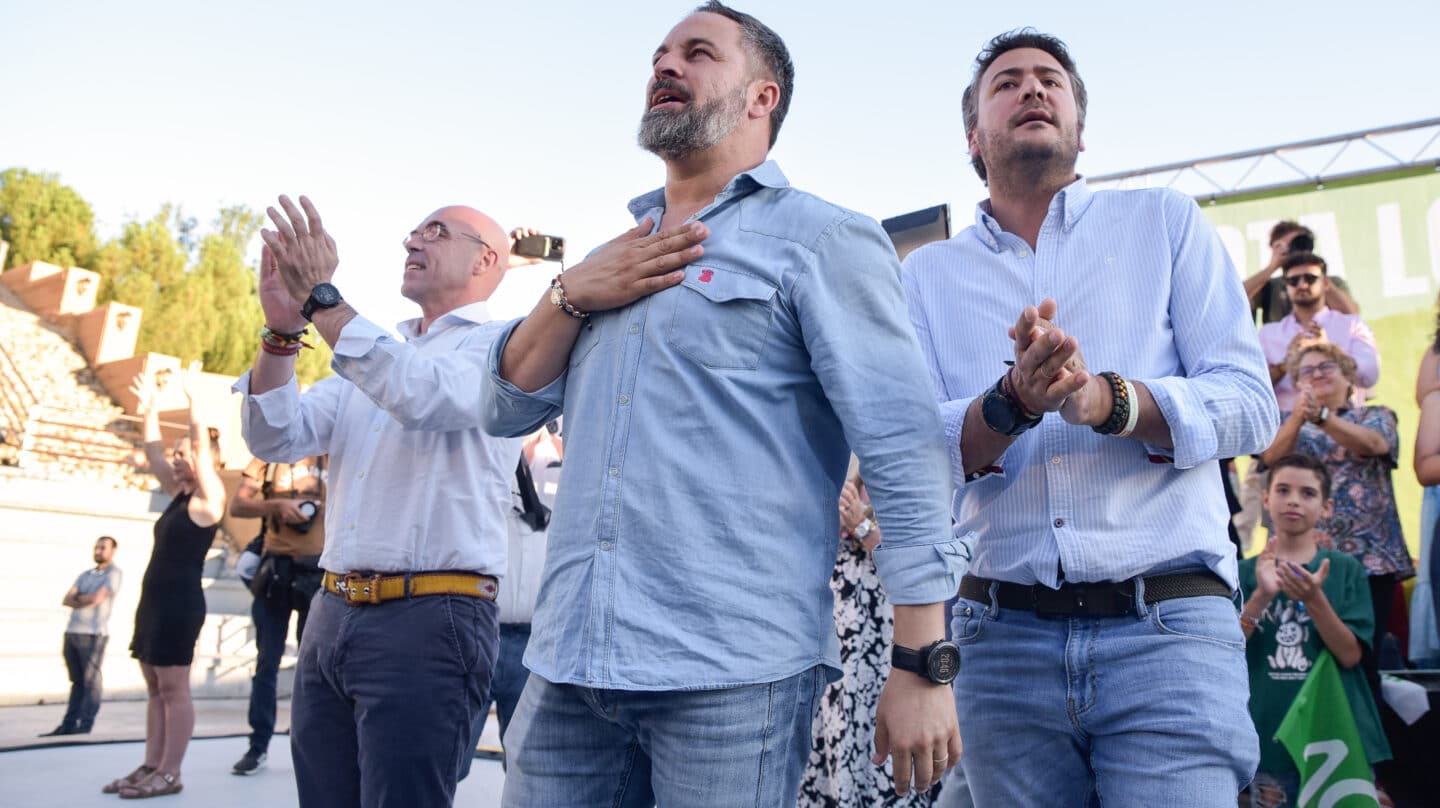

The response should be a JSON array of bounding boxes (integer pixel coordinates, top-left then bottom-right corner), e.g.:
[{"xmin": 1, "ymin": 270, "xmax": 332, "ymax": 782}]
[{"xmin": 1238, "ymin": 453, "xmax": 1391, "ymax": 806}]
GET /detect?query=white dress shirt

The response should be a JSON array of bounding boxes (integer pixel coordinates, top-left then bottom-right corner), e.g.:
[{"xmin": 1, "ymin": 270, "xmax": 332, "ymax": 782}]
[{"xmin": 234, "ymin": 302, "xmax": 520, "ymax": 575}]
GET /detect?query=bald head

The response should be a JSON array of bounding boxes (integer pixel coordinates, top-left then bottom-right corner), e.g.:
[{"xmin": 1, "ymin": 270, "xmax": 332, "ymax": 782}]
[
  {"xmin": 402, "ymin": 205, "xmax": 512, "ymax": 331},
  {"xmin": 435, "ymin": 205, "xmax": 511, "ymax": 267}
]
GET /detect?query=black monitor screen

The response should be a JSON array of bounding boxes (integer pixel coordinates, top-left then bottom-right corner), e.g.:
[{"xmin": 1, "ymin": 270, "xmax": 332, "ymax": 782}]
[{"xmin": 882, "ymin": 204, "xmax": 951, "ymax": 261}]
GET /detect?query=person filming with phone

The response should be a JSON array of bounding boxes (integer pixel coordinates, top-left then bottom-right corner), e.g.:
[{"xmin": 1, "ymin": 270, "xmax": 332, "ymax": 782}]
[{"xmin": 228, "ymin": 454, "xmax": 326, "ymax": 776}]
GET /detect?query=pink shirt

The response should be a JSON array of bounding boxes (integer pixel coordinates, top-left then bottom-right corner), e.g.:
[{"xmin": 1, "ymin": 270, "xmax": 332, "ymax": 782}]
[{"xmin": 1257, "ymin": 307, "xmax": 1379, "ymax": 411}]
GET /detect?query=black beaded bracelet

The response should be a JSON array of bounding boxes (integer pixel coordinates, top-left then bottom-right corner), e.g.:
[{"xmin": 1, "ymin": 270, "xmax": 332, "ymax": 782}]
[{"xmin": 1092, "ymin": 371, "xmax": 1130, "ymax": 435}]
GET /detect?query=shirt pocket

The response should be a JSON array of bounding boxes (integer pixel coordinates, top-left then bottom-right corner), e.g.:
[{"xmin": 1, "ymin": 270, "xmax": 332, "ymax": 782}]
[
  {"xmin": 667, "ymin": 266, "xmax": 778, "ymax": 370},
  {"xmin": 568, "ymin": 312, "xmax": 611, "ymax": 370}
]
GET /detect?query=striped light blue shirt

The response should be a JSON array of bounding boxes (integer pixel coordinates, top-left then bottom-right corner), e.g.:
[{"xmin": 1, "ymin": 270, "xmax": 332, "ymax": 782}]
[{"xmin": 901, "ymin": 178, "xmax": 1278, "ymax": 590}]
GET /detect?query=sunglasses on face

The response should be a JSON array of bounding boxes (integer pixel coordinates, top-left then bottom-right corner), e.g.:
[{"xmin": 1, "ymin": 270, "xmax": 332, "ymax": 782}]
[{"xmin": 1285, "ymin": 273, "xmax": 1322, "ymax": 287}]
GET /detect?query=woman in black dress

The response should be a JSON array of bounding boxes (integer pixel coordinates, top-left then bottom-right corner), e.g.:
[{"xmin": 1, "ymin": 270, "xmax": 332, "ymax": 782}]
[{"xmin": 103, "ymin": 363, "xmax": 225, "ymax": 798}]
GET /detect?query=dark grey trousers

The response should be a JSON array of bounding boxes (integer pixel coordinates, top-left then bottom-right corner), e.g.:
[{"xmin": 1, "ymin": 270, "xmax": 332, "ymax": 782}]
[{"xmin": 290, "ymin": 590, "xmax": 497, "ymax": 808}]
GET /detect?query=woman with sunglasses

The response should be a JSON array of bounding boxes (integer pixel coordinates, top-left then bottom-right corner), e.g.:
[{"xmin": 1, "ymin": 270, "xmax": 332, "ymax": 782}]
[{"xmin": 1260, "ymin": 342, "xmax": 1411, "ymax": 689}]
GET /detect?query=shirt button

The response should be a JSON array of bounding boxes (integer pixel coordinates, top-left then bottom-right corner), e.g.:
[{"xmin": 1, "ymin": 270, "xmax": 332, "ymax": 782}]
[
  {"xmin": 358, "ymin": 472, "xmax": 365, "ymax": 479},
  {"xmin": 609, "ymin": 467, "xmax": 620, "ymax": 477},
  {"xmin": 629, "ymin": 325, "xmax": 641, "ymax": 335},
  {"xmin": 1051, "ymin": 455, "xmax": 1061, "ymax": 465},
  {"xmin": 600, "ymin": 541, "xmax": 612, "ymax": 551},
  {"xmin": 1054, "ymin": 518, "xmax": 1065, "ymax": 528},
  {"xmin": 618, "ymin": 394, "xmax": 630, "ymax": 405}
]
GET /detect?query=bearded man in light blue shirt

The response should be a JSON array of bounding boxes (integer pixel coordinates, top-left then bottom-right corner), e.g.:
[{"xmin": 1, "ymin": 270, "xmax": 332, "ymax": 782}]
[
  {"xmin": 904, "ymin": 29, "xmax": 1279, "ymax": 807},
  {"xmin": 481, "ymin": 3, "xmax": 965, "ymax": 805}
]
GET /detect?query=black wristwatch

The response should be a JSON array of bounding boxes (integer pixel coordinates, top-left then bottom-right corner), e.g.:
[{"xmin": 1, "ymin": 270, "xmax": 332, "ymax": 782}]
[
  {"xmin": 1314, "ymin": 406, "xmax": 1330, "ymax": 426},
  {"xmin": 892, "ymin": 640, "xmax": 961, "ymax": 685},
  {"xmin": 981, "ymin": 374, "xmax": 1042, "ymax": 436},
  {"xmin": 301, "ymin": 282, "xmax": 343, "ymax": 321}
]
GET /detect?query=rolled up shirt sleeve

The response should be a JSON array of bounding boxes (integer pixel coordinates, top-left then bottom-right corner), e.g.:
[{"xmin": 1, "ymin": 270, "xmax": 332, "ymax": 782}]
[
  {"xmin": 1137, "ymin": 194, "xmax": 1279, "ymax": 468},
  {"xmin": 479, "ymin": 318, "xmax": 567, "ymax": 439},
  {"xmin": 796, "ymin": 213, "xmax": 963, "ymax": 605}
]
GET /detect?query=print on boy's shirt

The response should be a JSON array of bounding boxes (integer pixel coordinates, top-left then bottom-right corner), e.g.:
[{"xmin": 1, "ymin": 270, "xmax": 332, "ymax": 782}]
[{"xmin": 1263, "ymin": 599, "xmax": 1313, "ymax": 681}]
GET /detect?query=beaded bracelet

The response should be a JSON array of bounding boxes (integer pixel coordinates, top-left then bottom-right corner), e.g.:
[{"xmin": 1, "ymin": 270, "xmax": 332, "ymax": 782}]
[
  {"xmin": 1116, "ymin": 378, "xmax": 1140, "ymax": 438},
  {"xmin": 550, "ymin": 275, "xmax": 591, "ymax": 326},
  {"xmin": 1092, "ymin": 371, "xmax": 1131, "ymax": 435},
  {"xmin": 1239, "ymin": 613, "xmax": 1261, "ymax": 632},
  {"xmin": 259, "ymin": 325, "xmax": 311, "ymax": 357}
]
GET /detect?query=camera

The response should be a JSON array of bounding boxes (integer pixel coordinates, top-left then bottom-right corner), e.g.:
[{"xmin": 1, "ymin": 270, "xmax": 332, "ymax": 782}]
[
  {"xmin": 514, "ymin": 234, "xmax": 565, "ymax": 262},
  {"xmin": 1288, "ymin": 233, "xmax": 1315, "ymax": 253},
  {"xmin": 287, "ymin": 500, "xmax": 320, "ymax": 534}
]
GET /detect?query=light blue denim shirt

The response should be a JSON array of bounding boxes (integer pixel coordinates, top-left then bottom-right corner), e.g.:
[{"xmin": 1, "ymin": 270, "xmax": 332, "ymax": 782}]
[
  {"xmin": 481, "ymin": 161, "xmax": 964, "ymax": 690},
  {"xmin": 902, "ymin": 178, "xmax": 1279, "ymax": 591}
]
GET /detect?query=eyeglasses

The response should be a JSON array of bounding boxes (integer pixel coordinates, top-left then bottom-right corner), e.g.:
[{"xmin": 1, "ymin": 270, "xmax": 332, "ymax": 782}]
[
  {"xmin": 1295, "ymin": 360, "xmax": 1340, "ymax": 380},
  {"xmin": 1285, "ymin": 273, "xmax": 1322, "ymax": 287},
  {"xmin": 404, "ymin": 221, "xmax": 490, "ymax": 250}
]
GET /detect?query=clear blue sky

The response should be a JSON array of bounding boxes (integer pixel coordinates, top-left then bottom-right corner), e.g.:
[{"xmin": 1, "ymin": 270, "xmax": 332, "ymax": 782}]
[{"xmin": 3, "ymin": 0, "xmax": 1435, "ymax": 327}]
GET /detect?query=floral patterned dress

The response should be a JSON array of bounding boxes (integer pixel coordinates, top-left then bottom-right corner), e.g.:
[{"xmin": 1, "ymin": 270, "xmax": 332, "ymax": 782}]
[
  {"xmin": 797, "ymin": 536, "xmax": 933, "ymax": 808},
  {"xmin": 1286, "ymin": 405, "xmax": 1413, "ymax": 579}
]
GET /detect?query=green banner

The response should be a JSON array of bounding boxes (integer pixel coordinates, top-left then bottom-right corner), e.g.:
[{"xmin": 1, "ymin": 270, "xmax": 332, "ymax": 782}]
[
  {"xmin": 1275, "ymin": 651, "xmax": 1379, "ymax": 808},
  {"xmin": 1201, "ymin": 167, "xmax": 1440, "ymax": 321}
]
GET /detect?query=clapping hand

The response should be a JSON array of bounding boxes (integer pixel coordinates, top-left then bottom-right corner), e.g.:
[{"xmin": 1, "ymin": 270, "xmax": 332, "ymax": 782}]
[
  {"xmin": 1005, "ymin": 299, "xmax": 1090, "ymax": 417},
  {"xmin": 1279, "ymin": 558, "xmax": 1329, "ymax": 606},
  {"xmin": 259, "ymin": 195, "xmax": 339, "ymax": 307},
  {"xmin": 128, "ymin": 372, "xmax": 162, "ymax": 415},
  {"xmin": 1255, "ymin": 551, "xmax": 1282, "ymax": 600}
]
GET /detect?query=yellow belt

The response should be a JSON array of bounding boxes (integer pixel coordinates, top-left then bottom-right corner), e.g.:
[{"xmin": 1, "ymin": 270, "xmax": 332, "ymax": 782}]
[{"xmin": 322, "ymin": 570, "xmax": 498, "ymax": 606}]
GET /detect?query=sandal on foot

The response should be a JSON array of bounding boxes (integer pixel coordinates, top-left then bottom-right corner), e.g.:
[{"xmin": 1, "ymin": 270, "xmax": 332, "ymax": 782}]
[
  {"xmin": 118, "ymin": 770, "xmax": 182, "ymax": 799},
  {"xmin": 102, "ymin": 765, "xmax": 155, "ymax": 794}
]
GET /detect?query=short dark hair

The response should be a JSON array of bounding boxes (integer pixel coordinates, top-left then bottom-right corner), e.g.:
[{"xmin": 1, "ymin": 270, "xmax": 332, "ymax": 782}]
[
  {"xmin": 962, "ymin": 28, "xmax": 1088, "ymax": 182},
  {"xmin": 695, "ymin": 1, "xmax": 794, "ymax": 149},
  {"xmin": 1269, "ymin": 220, "xmax": 1311, "ymax": 245},
  {"xmin": 97, "ymin": 535, "xmax": 118, "ymax": 550},
  {"xmin": 1267, "ymin": 453, "xmax": 1332, "ymax": 500},
  {"xmin": 1281, "ymin": 251, "xmax": 1327, "ymax": 275}
]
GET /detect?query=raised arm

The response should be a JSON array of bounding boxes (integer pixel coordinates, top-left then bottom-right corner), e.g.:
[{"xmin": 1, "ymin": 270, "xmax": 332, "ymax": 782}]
[
  {"xmin": 129, "ymin": 372, "xmax": 179, "ymax": 495},
  {"xmin": 181, "ymin": 362, "xmax": 227, "ymax": 528}
]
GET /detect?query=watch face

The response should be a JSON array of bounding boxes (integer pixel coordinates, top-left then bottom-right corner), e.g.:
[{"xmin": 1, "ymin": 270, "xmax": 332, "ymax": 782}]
[
  {"xmin": 981, "ymin": 385, "xmax": 1022, "ymax": 436},
  {"xmin": 311, "ymin": 283, "xmax": 342, "ymax": 306},
  {"xmin": 927, "ymin": 643, "xmax": 961, "ymax": 684}
]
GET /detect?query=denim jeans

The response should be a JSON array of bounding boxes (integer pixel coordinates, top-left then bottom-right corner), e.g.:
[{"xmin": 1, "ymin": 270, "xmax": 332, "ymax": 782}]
[
  {"xmin": 459, "ymin": 622, "xmax": 531, "ymax": 779},
  {"xmin": 247, "ymin": 564, "xmax": 313, "ymax": 753},
  {"xmin": 290, "ymin": 591, "xmax": 497, "ymax": 808},
  {"xmin": 501, "ymin": 666, "xmax": 826, "ymax": 808},
  {"xmin": 950, "ymin": 584, "xmax": 1258, "ymax": 806},
  {"xmin": 61, "ymin": 632, "xmax": 107, "ymax": 731}
]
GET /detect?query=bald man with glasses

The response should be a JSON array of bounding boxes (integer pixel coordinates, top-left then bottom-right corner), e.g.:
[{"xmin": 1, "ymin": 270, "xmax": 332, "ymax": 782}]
[{"xmin": 230, "ymin": 197, "xmax": 695, "ymax": 807}]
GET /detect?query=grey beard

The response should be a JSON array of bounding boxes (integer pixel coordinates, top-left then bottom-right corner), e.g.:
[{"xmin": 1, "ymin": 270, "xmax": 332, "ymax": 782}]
[{"xmin": 638, "ymin": 89, "xmax": 746, "ymax": 160}]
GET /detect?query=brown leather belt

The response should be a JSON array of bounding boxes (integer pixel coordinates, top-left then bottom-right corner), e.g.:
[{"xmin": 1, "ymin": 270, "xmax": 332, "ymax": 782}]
[
  {"xmin": 322, "ymin": 570, "xmax": 498, "ymax": 606},
  {"xmin": 959, "ymin": 572, "xmax": 1230, "ymax": 618}
]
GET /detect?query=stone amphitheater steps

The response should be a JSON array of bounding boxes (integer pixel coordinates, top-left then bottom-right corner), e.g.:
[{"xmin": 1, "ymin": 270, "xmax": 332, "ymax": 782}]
[{"xmin": 0, "ymin": 284, "xmax": 148, "ymax": 490}]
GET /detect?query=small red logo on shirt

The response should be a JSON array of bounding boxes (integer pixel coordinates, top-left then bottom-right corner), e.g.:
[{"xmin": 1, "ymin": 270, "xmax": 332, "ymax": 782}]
[{"xmin": 698, "ymin": 270, "xmax": 714, "ymax": 283}]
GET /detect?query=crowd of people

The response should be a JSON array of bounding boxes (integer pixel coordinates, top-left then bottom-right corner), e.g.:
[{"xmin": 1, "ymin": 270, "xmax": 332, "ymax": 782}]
[{"xmin": 34, "ymin": 2, "xmax": 1438, "ymax": 806}]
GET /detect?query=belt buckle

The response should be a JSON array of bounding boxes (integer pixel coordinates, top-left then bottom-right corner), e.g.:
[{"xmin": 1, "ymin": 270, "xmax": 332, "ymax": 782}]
[{"xmin": 340, "ymin": 573, "xmax": 382, "ymax": 606}]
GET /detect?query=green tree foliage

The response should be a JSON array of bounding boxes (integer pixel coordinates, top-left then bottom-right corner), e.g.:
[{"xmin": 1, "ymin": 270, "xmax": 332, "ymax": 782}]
[
  {"xmin": 0, "ymin": 168, "xmax": 99, "ymax": 270},
  {"xmin": 0, "ymin": 169, "xmax": 333, "ymax": 384}
]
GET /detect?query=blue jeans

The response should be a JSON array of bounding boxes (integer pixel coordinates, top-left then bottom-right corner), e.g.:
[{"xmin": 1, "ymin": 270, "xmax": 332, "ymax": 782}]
[
  {"xmin": 247, "ymin": 561, "xmax": 314, "ymax": 753},
  {"xmin": 61, "ymin": 632, "xmax": 107, "ymax": 731},
  {"xmin": 459, "ymin": 622, "xmax": 531, "ymax": 778},
  {"xmin": 501, "ymin": 666, "xmax": 826, "ymax": 808},
  {"xmin": 290, "ymin": 591, "xmax": 497, "ymax": 808},
  {"xmin": 950, "ymin": 585, "xmax": 1258, "ymax": 806}
]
